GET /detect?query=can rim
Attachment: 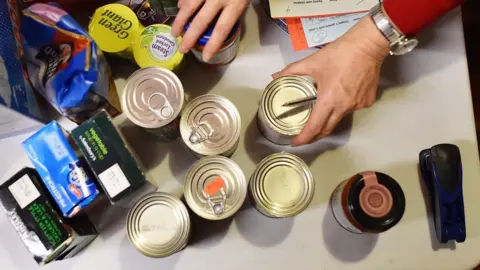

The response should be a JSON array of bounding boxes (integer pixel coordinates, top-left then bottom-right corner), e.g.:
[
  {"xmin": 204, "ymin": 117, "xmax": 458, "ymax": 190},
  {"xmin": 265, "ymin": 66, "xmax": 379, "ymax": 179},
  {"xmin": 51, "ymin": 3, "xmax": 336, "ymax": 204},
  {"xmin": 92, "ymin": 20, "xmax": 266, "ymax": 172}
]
[
  {"xmin": 121, "ymin": 67, "xmax": 185, "ymax": 129},
  {"xmin": 249, "ymin": 152, "xmax": 315, "ymax": 217},
  {"xmin": 260, "ymin": 76, "xmax": 316, "ymax": 136},
  {"xmin": 180, "ymin": 94, "xmax": 241, "ymax": 156},
  {"xmin": 184, "ymin": 155, "xmax": 247, "ymax": 220},
  {"xmin": 126, "ymin": 192, "xmax": 190, "ymax": 257}
]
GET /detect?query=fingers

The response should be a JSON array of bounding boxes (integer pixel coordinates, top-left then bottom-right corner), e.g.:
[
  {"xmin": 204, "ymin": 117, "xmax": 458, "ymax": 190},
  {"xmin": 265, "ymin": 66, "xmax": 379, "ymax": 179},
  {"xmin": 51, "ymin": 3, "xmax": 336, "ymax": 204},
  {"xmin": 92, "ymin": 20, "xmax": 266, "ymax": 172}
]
[
  {"xmin": 272, "ymin": 59, "xmax": 312, "ymax": 79},
  {"xmin": 178, "ymin": 2, "xmax": 222, "ymax": 54},
  {"xmin": 171, "ymin": 0, "xmax": 204, "ymax": 38},
  {"xmin": 291, "ymin": 100, "xmax": 332, "ymax": 147},
  {"xmin": 202, "ymin": 6, "xmax": 243, "ymax": 61}
]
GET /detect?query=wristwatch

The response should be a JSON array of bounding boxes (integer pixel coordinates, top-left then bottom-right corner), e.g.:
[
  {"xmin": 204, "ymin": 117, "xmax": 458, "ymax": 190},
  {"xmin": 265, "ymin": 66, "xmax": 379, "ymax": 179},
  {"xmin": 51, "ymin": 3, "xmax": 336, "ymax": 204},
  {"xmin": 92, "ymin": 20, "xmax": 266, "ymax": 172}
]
[{"xmin": 369, "ymin": 3, "xmax": 418, "ymax": 56}]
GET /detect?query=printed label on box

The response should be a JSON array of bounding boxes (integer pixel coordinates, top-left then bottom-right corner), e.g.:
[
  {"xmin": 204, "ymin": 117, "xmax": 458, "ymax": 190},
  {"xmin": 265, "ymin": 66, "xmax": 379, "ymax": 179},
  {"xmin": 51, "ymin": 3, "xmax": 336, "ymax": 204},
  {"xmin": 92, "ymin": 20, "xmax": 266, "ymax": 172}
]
[
  {"xmin": 98, "ymin": 164, "xmax": 131, "ymax": 197},
  {"xmin": 9, "ymin": 175, "xmax": 41, "ymax": 209}
]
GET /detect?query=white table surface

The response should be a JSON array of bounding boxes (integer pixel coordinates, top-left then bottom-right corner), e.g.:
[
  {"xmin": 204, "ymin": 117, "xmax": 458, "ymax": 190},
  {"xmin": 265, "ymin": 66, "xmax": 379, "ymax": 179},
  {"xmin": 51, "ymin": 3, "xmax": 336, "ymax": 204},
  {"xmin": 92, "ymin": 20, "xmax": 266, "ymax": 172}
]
[{"xmin": 1, "ymin": 2, "xmax": 480, "ymax": 270}]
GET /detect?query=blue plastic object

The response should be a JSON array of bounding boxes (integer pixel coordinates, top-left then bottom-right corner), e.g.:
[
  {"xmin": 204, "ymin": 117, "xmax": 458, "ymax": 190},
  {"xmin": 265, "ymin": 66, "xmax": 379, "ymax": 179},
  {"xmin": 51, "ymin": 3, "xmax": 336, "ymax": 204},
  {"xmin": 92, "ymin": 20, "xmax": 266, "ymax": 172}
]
[
  {"xmin": 185, "ymin": 17, "xmax": 240, "ymax": 47},
  {"xmin": 419, "ymin": 143, "xmax": 466, "ymax": 243}
]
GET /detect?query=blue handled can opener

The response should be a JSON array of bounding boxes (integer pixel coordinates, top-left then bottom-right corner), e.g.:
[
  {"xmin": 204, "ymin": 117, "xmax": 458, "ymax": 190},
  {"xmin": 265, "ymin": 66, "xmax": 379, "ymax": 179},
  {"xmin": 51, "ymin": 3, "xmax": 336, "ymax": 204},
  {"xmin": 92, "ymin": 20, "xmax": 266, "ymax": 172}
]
[{"xmin": 419, "ymin": 143, "xmax": 466, "ymax": 243}]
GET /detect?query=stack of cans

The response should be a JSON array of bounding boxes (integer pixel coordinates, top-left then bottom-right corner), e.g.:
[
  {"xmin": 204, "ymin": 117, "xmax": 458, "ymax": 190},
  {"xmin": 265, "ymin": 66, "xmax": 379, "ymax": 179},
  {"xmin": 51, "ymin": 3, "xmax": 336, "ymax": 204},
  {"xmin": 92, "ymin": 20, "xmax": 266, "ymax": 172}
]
[
  {"xmin": 257, "ymin": 75, "xmax": 317, "ymax": 145},
  {"xmin": 127, "ymin": 192, "xmax": 191, "ymax": 257},
  {"xmin": 180, "ymin": 94, "xmax": 242, "ymax": 157}
]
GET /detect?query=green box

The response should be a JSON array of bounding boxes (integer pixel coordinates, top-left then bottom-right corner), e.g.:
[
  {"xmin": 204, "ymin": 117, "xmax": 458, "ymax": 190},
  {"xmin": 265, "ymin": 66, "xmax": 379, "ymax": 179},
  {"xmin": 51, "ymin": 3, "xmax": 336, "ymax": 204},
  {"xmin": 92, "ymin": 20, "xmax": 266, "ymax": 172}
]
[{"xmin": 72, "ymin": 110, "xmax": 147, "ymax": 203}]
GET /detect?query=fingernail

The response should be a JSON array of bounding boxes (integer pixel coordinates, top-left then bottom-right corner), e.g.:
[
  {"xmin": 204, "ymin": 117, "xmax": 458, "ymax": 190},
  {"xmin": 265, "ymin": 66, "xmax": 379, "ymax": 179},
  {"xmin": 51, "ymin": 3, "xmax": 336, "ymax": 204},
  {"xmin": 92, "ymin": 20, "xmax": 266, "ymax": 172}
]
[
  {"xmin": 179, "ymin": 44, "xmax": 188, "ymax": 54},
  {"xmin": 272, "ymin": 72, "xmax": 280, "ymax": 79},
  {"xmin": 203, "ymin": 52, "xmax": 212, "ymax": 62}
]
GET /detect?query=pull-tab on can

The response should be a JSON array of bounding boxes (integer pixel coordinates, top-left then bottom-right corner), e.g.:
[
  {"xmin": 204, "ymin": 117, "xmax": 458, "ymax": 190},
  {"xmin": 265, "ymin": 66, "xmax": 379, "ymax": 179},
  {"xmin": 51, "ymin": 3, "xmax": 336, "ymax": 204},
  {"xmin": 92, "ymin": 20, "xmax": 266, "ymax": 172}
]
[
  {"xmin": 249, "ymin": 152, "xmax": 315, "ymax": 218},
  {"xmin": 184, "ymin": 156, "xmax": 247, "ymax": 220},
  {"xmin": 257, "ymin": 75, "xmax": 317, "ymax": 145},
  {"xmin": 330, "ymin": 171, "xmax": 406, "ymax": 234},
  {"xmin": 126, "ymin": 192, "xmax": 191, "ymax": 258},
  {"xmin": 121, "ymin": 67, "xmax": 184, "ymax": 141},
  {"xmin": 180, "ymin": 94, "xmax": 241, "ymax": 157}
]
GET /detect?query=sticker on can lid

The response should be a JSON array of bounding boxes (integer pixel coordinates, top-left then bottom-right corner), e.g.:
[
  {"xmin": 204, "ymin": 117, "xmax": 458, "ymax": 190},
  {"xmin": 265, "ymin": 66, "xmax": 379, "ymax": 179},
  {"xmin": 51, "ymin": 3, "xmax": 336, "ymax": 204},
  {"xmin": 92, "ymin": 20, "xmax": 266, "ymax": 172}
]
[
  {"xmin": 204, "ymin": 177, "xmax": 226, "ymax": 196},
  {"xmin": 141, "ymin": 25, "xmax": 177, "ymax": 61}
]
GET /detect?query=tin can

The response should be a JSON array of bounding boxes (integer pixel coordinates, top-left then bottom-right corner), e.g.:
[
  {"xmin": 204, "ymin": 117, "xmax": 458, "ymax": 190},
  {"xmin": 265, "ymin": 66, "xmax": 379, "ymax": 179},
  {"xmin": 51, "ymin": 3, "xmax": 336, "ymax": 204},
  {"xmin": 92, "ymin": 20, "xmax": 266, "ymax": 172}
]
[
  {"xmin": 186, "ymin": 20, "xmax": 241, "ymax": 66},
  {"xmin": 180, "ymin": 94, "xmax": 241, "ymax": 157},
  {"xmin": 133, "ymin": 24, "xmax": 184, "ymax": 72},
  {"xmin": 249, "ymin": 152, "xmax": 315, "ymax": 218},
  {"xmin": 330, "ymin": 171, "xmax": 406, "ymax": 234},
  {"xmin": 184, "ymin": 156, "xmax": 247, "ymax": 220},
  {"xmin": 127, "ymin": 192, "xmax": 191, "ymax": 258},
  {"xmin": 257, "ymin": 76, "xmax": 317, "ymax": 145},
  {"xmin": 88, "ymin": 4, "xmax": 141, "ymax": 55},
  {"xmin": 129, "ymin": 0, "xmax": 170, "ymax": 26},
  {"xmin": 149, "ymin": 0, "xmax": 179, "ymax": 17},
  {"xmin": 121, "ymin": 67, "xmax": 184, "ymax": 141}
]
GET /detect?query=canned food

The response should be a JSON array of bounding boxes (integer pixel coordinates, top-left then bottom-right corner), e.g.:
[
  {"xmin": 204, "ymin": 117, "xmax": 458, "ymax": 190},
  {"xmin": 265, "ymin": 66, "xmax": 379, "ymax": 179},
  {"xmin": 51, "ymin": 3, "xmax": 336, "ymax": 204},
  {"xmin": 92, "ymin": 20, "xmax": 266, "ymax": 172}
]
[
  {"xmin": 149, "ymin": 0, "xmax": 179, "ymax": 16},
  {"xmin": 249, "ymin": 152, "xmax": 315, "ymax": 218},
  {"xmin": 184, "ymin": 156, "xmax": 247, "ymax": 220},
  {"xmin": 127, "ymin": 192, "xmax": 191, "ymax": 258},
  {"xmin": 257, "ymin": 76, "xmax": 317, "ymax": 145},
  {"xmin": 180, "ymin": 94, "xmax": 241, "ymax": 157},
  {"xmin": 330, "ymin": 171, "xmax": 406, "ymax": 234},
  {"xmin": 89, "ymin": 4, "xmax": 141, "ymax": 55},
  {"xmin": 129, "ymin": 0, "xmax": 170, "ymax": 26},
  {"xmin": 121, "ymin": 67, "xmax": 184, "ymax": 141},
  {"xmin": 186, "ymin": 20, "xmax": 241, "ymax": 66},
  {"xmin": 133, "ymin": 24, "xmax": 184, "ymax": 72}
]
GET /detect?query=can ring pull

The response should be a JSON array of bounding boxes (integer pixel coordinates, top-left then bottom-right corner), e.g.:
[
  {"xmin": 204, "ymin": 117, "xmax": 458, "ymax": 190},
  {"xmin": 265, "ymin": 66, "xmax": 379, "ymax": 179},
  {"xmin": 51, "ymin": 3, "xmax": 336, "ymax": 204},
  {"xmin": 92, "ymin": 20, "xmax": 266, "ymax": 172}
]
[
  {"xmin": 147, "ymin": 92, "xmax": 174, "ymax": 120},
  {"xmin": 189, "ymin": 122, "xmax": 214, "ymax": 144},
  {"xmin": 204, "ymin": 188, "xmax": 227, "ymax": 216}
]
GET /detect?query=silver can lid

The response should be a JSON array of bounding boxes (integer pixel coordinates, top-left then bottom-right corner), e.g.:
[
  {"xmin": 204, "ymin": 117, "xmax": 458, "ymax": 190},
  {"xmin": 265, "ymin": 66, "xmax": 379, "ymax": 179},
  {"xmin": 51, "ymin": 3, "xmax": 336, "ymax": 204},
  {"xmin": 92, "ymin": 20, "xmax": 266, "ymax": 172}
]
[
  {"xmin": 260, "ymin": 75, "xmax": 316, "ymax": 136},
  {"xmin": 250, "ymin": 152, "xmax": 315, "ymax": 217},
  {"xmin": 122, "ymin": 67, "xmax": 184, "ymax": 129},
  {"xmin": 180, "ymin": 94, "xmax": 241, "ymax": 156},
  {"xmin": 126, "ymin": 192, "xmax": 191, "ymax": 258},
  {"xmin": 184, "ymin": 156, "xmax": 247, "ymax": 220}
]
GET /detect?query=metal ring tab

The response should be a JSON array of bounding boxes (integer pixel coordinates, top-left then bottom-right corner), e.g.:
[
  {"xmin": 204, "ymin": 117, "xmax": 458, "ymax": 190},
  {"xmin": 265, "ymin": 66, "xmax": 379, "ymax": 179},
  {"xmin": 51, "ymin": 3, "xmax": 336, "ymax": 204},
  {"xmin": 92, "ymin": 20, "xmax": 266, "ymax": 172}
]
[
  {"xmin": 203, "ymin": 187, "xmax": 227, "ymax": 216},
  {"xmin": 188, "ymin": 122, "xmax": 214, "ymax": 144},
  {"xmin": 147, "ymin": 92, "xmax": 174, "ymax": 120}
]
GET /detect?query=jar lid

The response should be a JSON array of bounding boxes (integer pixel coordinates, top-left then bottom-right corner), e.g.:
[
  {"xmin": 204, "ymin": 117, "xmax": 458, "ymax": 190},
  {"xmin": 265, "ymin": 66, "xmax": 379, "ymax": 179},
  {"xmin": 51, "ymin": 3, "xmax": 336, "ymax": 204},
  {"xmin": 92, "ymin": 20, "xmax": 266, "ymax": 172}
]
[
  {"xmin": 133, "ymin": 24, "xmax": 184, "ymax": 71},
  {"xmin": 88, "ymin": 4, "xmax": 140, "ymax": 53}
]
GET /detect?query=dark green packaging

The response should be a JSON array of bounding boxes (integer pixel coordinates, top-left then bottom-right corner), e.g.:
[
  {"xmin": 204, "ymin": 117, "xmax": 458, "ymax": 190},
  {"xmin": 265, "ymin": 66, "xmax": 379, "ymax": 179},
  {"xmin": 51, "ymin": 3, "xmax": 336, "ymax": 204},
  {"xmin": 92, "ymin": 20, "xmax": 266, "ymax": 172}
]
[
  {"xmin": 71, "ymin": 110, "xmax": 147, "ymax": 203},
  {"xmin": 0, "ymin": 168, "xmax": 98, "ymax": 265}
]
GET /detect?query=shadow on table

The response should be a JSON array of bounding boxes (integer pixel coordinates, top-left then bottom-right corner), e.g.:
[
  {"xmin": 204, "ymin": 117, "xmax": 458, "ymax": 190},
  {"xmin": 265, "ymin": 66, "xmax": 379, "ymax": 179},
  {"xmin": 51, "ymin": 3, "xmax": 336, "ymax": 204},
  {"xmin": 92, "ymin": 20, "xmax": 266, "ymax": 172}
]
[
  {"xmin": 168, "ymin": 141, "xmax": 198, "ymax": 185},
  {"xmin": 417, "ymin": 166, "xmax": 457, "ymax": 251},
  {"xmin": 178, "ymin": 54, "xmax": 226, "ymax": 100},
  {"xmin": 119, "ymin": 235, "xmax": 182, "ymax": 270},
  {"xmin": 235, "ymin": 199, "xmax": 294, "ymax": 247},
  {"xmin": 188, "ymin": 211, "xmax": 232, "ymax": 248},
  {"xmin": 322, "ymin": 204, "xmax": 378, "ymax": 262},
  {"xmin": 243, "ymin": 113, "xmax": 353, "ymax": 166}
]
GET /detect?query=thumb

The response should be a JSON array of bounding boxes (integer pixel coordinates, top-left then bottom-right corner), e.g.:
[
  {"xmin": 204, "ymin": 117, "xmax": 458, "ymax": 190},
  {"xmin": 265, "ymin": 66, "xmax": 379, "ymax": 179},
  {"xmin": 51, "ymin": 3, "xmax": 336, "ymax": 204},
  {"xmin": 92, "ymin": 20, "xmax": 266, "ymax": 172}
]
[{"xmin": 272, "ymin": 60, "xmax": 311, "ymax": 79}]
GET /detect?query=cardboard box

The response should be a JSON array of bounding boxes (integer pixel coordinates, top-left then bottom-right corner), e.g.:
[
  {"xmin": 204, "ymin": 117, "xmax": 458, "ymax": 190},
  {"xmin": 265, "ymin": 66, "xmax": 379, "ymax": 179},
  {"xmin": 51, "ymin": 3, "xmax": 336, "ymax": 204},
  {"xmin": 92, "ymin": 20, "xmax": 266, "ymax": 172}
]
[
  {"xmin": 0, "ymin": 167, "xmax": 98, "ymax": 265},
  {"xmin": 72, "ymin": 110, "xmax": 147, "ymax": 203}
]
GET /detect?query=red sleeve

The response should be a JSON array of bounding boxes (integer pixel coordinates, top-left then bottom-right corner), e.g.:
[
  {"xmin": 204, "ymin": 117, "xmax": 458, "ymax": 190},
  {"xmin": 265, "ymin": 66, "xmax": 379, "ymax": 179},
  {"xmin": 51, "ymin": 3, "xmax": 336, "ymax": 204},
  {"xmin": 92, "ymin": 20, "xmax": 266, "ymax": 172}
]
[{"xmin": 383, "ymin": 0, "xmax": 465, "ymax": 36}]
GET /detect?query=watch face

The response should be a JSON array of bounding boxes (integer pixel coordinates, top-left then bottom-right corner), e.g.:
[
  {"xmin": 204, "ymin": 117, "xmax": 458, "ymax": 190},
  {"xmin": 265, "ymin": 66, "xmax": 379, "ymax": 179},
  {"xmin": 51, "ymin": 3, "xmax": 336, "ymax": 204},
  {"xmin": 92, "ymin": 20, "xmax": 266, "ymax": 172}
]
[{"xmin": 392, "ymin": 39, "xmax": 419, "ymax": 56}]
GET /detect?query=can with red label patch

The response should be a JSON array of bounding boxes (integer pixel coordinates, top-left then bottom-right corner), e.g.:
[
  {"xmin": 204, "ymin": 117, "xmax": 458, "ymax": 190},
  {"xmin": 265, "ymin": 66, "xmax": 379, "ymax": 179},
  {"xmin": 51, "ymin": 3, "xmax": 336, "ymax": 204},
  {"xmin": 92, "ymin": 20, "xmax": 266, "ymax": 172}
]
[
  {"xmin": 184, "ymin": 156, "xmax": 247, "ymax": 220},
  {"xmin": 121, "ymin": 67, "xmax": 184, "ymax": 141},
  {"xmin": 330, "ymin": 171, "xmax": 406, "ymax": 234}
]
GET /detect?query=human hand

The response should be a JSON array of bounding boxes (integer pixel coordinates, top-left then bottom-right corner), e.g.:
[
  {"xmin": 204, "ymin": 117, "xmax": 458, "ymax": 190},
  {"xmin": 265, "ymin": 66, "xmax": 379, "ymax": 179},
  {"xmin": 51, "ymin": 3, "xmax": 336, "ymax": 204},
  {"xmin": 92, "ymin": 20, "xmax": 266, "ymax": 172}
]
[
  {"xmin": 273, "ymin": 17, "xmax": 391, "ymax": 147},
  {"xmin": 171, "ymin": 0, "xmax": 250, "ymax": 61}
]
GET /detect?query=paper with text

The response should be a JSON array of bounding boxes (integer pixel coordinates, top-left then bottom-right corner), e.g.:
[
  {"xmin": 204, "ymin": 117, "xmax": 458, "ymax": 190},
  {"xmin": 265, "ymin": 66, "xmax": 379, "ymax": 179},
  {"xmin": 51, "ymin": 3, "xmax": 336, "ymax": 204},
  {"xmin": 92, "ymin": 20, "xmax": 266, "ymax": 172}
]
[{"xmin": 269, "ymin": 0, "xmax": 377, "ymax": 18}]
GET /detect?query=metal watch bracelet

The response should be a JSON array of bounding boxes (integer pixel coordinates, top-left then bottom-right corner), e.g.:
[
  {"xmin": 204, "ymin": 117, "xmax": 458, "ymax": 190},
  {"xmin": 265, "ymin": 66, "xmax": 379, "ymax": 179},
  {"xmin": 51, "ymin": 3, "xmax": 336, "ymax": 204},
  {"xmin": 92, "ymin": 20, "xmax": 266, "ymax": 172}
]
[{"xmin": 369, "ymin": 3, "xmax": 418, "ymax": 56}]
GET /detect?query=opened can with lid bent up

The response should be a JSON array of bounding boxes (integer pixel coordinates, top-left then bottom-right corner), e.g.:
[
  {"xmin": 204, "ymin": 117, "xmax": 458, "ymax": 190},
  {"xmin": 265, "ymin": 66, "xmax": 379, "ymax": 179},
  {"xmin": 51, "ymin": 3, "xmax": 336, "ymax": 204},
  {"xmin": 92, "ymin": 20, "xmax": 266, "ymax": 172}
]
[
  {"xmin": 126, "ymin": 192, "xmax": 191, "ymax": 258},
  {"xmin": 249, "ymin": 152, "xmax": 315, "ymax": 218},
  {"xmin": 330, "ymin": 171, "xmax": 406, "ymax": 234},
  {"xmin": 180, "ymin": 94, "xmax": 241, "ymax": 157},
  {"xmin": 257, "ymin": 76, "xmax": 317, "ymax": 145},
  {"xmin": 121, "ymin": 67, "xmax": 184, "ymax": 141},
  {"xmin": 184, "ymin": 155, "xmax": 247, "ymax": 220}
]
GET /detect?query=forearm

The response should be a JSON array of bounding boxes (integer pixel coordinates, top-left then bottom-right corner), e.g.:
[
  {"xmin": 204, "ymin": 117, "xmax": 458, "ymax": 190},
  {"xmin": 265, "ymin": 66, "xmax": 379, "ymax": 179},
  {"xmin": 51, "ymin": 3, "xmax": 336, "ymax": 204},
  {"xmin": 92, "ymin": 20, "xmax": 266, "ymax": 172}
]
[{"xmin": 384, "ymin": 0, "xmax": 465, "ymax": 36}]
